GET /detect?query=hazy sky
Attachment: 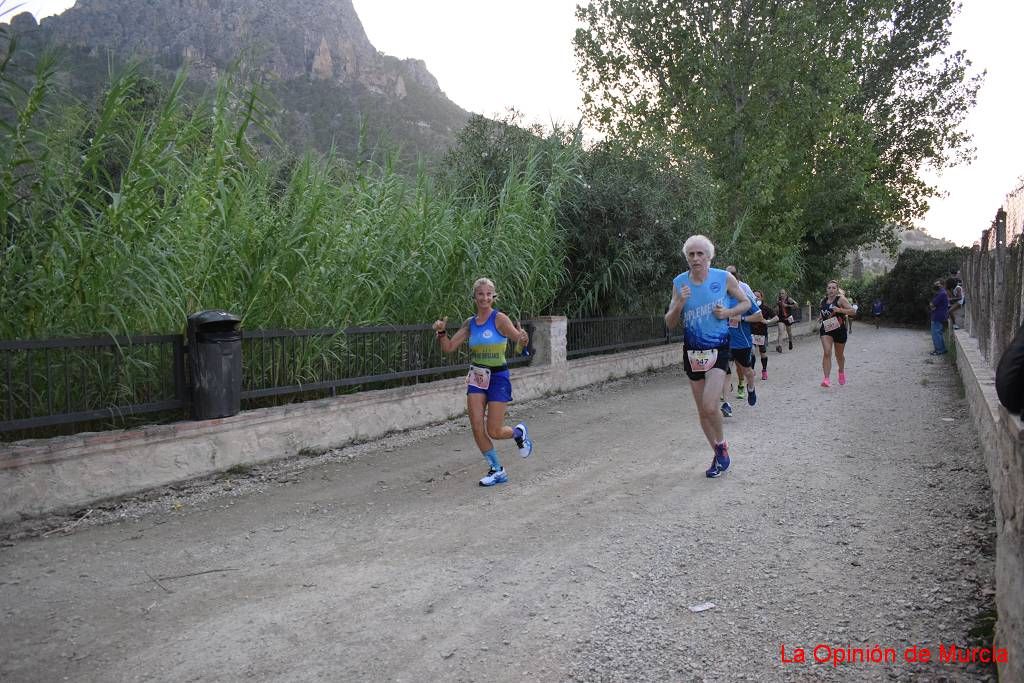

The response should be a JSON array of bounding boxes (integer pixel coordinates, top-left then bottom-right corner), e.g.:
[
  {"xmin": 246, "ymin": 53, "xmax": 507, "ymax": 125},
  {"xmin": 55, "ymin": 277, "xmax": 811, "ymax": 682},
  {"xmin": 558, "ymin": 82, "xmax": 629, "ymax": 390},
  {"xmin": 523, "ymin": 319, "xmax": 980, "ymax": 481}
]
[{"xmin": 13, "ymin": 0, "xmax": 1024, "ymax": 247}]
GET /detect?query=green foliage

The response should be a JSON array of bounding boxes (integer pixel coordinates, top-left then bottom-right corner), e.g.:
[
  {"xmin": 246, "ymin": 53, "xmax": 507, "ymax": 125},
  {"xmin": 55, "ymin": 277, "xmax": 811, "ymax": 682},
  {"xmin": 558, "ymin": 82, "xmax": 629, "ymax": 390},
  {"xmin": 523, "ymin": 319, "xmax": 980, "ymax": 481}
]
[
  {"xmin": 556, "ymin": 140, "xmax": 718, "ymax": 316},
  {"xmin": 440, "ymin": 114, "xmax": 721, "ymax": 317},
  {"xmin": 864, "ymin": 247, "xmax": 968, "ymax": 325},
  {"xmin": 0, "ymin": 60, "xmax": 573, "ymax": 339},
  {"xmin": 575, "ymin": 0, "xmax": 982, "ymax": 295}
]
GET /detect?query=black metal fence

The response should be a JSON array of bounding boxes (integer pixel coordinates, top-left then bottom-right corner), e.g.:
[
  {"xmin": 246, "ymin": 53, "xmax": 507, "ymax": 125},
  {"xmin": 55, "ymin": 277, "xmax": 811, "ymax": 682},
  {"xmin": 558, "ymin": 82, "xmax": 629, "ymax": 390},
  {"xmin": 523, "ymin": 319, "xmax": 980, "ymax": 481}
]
[
  {"xmin": 1, "ymin": 334, "xmax": 187, "ymax": 433},
  {"xmin": 567, "ymin": 316, "xmax": 682, "ymax": 359},
  {"xmin": 1, "ymin": 322, "xmax": 534, "ymax": 440},
  {"xmin": 240, "ymin": 323, "xmax": 534, "ymax": 401}
]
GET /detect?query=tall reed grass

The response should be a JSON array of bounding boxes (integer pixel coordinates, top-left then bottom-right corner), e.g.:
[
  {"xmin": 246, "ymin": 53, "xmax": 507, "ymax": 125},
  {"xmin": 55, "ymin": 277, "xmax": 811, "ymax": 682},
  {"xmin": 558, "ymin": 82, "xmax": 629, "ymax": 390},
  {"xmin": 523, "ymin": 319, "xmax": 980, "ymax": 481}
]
[{"xmin": 0, "ymin": 54, "xmax": 577, "ymax": 341}]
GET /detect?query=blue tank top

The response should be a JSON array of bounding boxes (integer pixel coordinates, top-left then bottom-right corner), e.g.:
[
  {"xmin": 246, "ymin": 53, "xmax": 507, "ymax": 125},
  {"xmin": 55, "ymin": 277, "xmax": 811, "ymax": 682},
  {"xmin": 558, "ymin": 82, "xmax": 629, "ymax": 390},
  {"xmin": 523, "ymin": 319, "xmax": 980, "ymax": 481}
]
[
  {"xmin": 728, "ymin": 280, "xmax": 760, "ymax": 349},
  {"xmin": 673, "ymin": 268, "xmax": 737, "ymax": 350},
  {"xmin": 468, "ymin": 310, "xmax": 507, "ymax": 368}
]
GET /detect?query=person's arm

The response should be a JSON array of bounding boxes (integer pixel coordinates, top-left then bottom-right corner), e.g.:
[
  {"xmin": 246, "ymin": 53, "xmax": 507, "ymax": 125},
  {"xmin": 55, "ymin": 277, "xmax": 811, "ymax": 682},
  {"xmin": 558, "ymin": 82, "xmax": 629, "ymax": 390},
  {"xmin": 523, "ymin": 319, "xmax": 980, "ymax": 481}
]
[
  {"xmin": 495, "ymin": 312, "xmax": 529, "ymax": 346},
  {"xmin": 716, "ymin": 274, "xmax": 752, "ymax": 319},
  {"xmin": 834, "ymin": 296, "xmax": 854, "ymax": 316},
  {"xmin": 741, "ymin": 310, "xmax": 765, "ymax": 324},
  {"xmin": 433, "ymin": 317, "xmax": 470, "ymax": 354},
  {"xmin": 665, "ymin": 284, "xmax": 687, "ymax": 330}
]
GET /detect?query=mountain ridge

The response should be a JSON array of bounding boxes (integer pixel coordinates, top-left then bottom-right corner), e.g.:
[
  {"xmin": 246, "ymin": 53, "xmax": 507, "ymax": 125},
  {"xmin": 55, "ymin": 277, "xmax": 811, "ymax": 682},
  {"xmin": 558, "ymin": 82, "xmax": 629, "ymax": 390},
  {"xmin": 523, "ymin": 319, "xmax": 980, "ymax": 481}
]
[{"xmin": 6, "ymin": 0, "xmax": 470, "ymax": 162}]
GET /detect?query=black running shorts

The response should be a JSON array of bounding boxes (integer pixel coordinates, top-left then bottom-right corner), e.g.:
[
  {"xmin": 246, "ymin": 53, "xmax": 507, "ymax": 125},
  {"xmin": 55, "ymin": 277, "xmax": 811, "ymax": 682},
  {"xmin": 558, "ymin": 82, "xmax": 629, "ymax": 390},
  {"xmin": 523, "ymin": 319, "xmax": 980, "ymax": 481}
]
[
  {"xmin": 731, "ymin": 347, "xmax": 755, "ymax": 368},
  {"xmin": 682, "ymin": 344, "xmax": 732, "ymax": 382}
]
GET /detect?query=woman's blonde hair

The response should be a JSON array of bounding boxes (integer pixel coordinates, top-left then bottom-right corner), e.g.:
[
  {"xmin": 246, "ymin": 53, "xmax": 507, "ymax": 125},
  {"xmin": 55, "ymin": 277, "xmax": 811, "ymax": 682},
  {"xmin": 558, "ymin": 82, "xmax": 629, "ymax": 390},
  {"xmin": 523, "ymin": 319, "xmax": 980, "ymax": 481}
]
[{"xmin": 471, "ymin": 277, "xmax": 498, "ymax": 300}]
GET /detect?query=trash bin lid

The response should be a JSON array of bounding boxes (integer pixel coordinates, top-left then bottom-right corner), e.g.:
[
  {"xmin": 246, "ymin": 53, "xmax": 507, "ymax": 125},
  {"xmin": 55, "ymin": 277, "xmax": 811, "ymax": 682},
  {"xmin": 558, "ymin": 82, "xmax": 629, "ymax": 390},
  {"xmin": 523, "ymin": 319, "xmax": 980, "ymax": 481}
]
[{"xmin": 188, "ymin": 310, "xmax": 241, "ymax": 326}]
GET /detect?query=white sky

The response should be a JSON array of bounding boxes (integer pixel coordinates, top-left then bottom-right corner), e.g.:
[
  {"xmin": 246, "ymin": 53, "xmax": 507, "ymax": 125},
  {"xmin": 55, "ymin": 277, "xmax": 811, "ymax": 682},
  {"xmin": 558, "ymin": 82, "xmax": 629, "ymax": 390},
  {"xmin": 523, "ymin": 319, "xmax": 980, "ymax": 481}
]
[{"xmin": 12, "ymin": 0, "xmax": 1024, "ymax": 247}]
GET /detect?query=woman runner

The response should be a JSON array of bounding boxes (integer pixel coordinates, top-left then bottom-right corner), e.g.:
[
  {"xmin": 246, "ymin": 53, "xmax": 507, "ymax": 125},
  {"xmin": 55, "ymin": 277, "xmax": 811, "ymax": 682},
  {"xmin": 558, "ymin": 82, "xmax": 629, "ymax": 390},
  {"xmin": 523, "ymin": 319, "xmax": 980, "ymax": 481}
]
[
  {"xmin": 776, "ymin": 289, "xmax": 799, "ymax": 352},
  {"xmin": 817, "ymin": 279, "xmax": 854, "ymax": 387},
  {"xmin": 433, "ymin": 277, "xmax": 534, "ymax": 486}
]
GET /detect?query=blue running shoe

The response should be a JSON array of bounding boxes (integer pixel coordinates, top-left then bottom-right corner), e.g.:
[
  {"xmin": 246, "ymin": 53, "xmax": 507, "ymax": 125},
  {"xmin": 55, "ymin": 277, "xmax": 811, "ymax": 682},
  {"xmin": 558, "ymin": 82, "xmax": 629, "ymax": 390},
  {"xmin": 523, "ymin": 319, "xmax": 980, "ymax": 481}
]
[
  {"xmin": 720, "ymin": 401, "xmax": 733, "ymax": 418},
  {"xmin": 514, "ymin": 422, "xmax": 533, "ymax": 458},
  {"xmin": 706, "ymin": 442, "xmax": 731, "ymax": 478},
  {"xmin": 747, "ymin": 388, "xmax": 757, "ymax": 407},
  {"xmin": 479, "ymin": 468, "xmax": 508, "ymax": 486}
]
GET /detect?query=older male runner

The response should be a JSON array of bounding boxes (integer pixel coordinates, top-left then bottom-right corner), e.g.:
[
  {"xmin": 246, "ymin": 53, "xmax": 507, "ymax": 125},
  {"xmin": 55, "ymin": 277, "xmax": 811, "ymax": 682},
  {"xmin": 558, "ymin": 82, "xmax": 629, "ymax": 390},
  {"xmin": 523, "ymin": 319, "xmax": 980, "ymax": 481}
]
[{"xmin": 665, "ymin": 235, "xmax": 752, "ymax": 478}]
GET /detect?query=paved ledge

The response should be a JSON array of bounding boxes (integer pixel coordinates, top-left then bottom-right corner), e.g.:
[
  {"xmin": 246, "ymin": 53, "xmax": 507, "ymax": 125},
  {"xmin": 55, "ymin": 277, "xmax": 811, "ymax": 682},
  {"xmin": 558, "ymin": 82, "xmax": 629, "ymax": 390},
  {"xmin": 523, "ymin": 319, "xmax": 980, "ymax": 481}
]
[{"xmin": 953, "ymin": 328, "xmax": 1023, "ymax": 683}]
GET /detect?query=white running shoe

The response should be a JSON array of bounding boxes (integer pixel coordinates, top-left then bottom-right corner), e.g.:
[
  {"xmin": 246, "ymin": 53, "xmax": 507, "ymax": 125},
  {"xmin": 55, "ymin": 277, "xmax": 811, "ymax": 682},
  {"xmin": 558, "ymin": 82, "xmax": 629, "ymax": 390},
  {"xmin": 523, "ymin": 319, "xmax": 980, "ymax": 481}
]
[
  {"xmin": 479, "ymin": 468, "xmax": 508, "ymax": 486},
  {"xmin": 514, "ymin": 422, "xmax": 533, "ymax": 458}
]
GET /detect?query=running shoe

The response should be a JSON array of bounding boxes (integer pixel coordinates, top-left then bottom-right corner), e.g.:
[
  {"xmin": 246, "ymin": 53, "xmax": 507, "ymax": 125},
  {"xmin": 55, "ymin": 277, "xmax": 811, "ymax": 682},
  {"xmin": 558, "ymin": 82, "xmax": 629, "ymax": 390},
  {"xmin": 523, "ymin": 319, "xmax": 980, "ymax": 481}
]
[
  {"xmin": 513, "ymin": 422, "xmax": 533, "ymax": 458},
  {"xmin": 706, "ymin": 442, "xmax": 730, "ymax": 478},
  {"xmin": 720, "ymin": 401, "xmax": 733, "ymax": 417},
  {"xmin": 736, "ymin": 384, "xmax": 746, "ymax": 400},
  {"xmin": 761, "ymin": 370, "xmax": 768, "ymax": 381},
  {"xmin": 479, "ymin": 468, "xmax": 508, "ymax": 486},
  {"xmin": 776, "ymin": 344, "xmax": 783, "ymax": 353},
  {"xmin": 788, "ymin": 339, "xmax": 793, "ymax": 350},
  {"xmin": 821, "ymin": 377, "xmax": 831, "ymax": 388},
  {"xmin": 747, "ymin": 388, "xmax": 757, "ymax": 406},
  {"xmin": 838, "ymin": 371, "xmax": 846, "ymax": 386}
]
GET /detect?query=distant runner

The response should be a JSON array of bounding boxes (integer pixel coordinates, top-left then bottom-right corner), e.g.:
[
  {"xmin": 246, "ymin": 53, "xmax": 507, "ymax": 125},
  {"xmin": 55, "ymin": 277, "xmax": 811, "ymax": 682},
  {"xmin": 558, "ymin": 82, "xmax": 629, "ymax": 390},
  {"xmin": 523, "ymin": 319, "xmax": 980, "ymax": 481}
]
[{"xmin": 817, "ymin": 279, "xmax": 854, "ymax": 387}]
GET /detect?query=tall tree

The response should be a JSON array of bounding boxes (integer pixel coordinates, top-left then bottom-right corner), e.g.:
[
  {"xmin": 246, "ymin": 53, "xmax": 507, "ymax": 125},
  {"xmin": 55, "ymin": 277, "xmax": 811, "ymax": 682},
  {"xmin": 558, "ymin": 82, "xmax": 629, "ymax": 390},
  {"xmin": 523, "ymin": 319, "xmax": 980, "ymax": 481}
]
[{"xmin": 575, "ymin": 0, "xmax": 981, "ymax": 290}]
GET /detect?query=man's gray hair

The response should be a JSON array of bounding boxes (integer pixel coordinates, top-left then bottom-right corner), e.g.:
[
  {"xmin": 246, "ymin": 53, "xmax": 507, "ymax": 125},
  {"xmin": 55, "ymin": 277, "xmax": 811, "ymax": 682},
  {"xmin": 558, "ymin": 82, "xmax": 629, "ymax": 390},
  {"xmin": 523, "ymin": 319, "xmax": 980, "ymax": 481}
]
[{"xmin": 683, "ymin": 234, "xmax": 715, "ymax": 260}]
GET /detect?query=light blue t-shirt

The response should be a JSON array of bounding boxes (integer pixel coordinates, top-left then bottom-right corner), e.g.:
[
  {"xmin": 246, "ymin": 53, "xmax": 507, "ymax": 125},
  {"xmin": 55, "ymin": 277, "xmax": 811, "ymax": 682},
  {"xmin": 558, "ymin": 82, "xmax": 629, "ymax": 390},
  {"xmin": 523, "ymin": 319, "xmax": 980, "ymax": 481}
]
[
  {"xmin": 673, "ymin": 267, "xmax": 738, "ymax": 350},
  {"xmin": 728, "ymin": 281, "xmax": 761, "ymax": 349}
]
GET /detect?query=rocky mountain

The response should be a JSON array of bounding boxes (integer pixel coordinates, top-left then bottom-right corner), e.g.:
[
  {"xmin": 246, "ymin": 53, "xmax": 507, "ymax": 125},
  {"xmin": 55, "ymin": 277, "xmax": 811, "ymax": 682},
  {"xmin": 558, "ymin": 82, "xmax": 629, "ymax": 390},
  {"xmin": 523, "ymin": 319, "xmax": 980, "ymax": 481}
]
[
  {"xmin": 6, "ymin": 0, "xmax": 470, "ymax": 163},
  {"xmin": 847, "ymin": 229, "xmax": 959, "ymax": 278}
]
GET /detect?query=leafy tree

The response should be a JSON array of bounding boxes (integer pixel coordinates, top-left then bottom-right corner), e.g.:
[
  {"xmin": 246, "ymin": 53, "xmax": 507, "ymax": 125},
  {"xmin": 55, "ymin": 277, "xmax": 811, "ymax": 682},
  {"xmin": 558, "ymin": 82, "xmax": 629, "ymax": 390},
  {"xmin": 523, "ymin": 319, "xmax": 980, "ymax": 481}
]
[
  {"xmin": 864, "ymin": 246, "xmax": 967, "ymax": 325},
  {"xmin": 556, "ymin": 139, "xmax": 717, "ymax": 315},
  {"xmin": 575, "ymin": 0, "xmax": 981, "ymax": 293}
]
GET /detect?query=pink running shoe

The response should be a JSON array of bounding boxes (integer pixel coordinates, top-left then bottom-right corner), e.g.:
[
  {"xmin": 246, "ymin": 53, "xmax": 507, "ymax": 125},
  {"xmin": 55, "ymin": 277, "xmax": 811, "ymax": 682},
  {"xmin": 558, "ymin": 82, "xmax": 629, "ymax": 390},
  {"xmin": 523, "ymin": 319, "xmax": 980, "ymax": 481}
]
[
  {"xmin": 761, "ymin": 370, "xmax": 768, "ymax": 380},
  {"xmin": 838, "ymin": 371, "xmax": 846, "ymax": 385},
  {"xmin": 821, "ymin": 377, "xmax": 831, "ymax": 387}
]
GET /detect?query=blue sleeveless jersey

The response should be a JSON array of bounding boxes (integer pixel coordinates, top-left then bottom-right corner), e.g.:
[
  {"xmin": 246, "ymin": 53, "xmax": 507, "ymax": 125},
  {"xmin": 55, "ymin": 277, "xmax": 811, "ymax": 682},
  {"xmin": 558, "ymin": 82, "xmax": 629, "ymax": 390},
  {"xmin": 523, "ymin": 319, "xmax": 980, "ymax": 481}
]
[
  {"xmin": 468, "ymin": 309, "xmax": 508, "ymax": 368},
  {"xmin": 728, "ymin": 280, "xmax": 760, "ymax": 349},
  {"xmin": 673, "ymin": 268, "xmax": 737, "ymax": 349}
]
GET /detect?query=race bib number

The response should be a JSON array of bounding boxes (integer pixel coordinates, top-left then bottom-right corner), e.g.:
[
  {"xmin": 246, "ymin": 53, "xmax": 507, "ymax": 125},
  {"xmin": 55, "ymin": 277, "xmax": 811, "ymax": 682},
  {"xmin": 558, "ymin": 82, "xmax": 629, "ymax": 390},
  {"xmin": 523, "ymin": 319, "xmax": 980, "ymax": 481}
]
[
  {"xmin": 752, "ymin": 334, "xmax": 766, "ymax": 346},
  {"xmin": 822, "ymin": 316, "xmax": 841, "ymax": 333},
  {"xmin": 728, "ymin": 316, "xmax": 740, "ymax": 328},
  {"xmin": 687, "ymin": 349, "xmax": 718, "ymax": 373},
  {"xmin": 467, "ymin": 365, "xmax": 492, "ymax": 390}
]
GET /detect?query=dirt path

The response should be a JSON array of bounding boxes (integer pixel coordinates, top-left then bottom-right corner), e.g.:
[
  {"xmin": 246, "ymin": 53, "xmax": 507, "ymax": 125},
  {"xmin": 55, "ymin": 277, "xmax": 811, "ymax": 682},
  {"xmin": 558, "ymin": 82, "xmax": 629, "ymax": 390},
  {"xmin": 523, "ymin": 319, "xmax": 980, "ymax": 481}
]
[{"xmin": 0, "ymin": 326, "xmax": 997, "ymax": 682}]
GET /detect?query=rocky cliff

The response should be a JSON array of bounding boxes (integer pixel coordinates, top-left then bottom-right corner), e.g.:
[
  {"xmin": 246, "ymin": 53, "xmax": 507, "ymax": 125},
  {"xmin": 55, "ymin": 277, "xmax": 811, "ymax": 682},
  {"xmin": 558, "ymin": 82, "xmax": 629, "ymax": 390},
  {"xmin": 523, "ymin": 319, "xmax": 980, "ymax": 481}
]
[
  {"xmin": 7, "ymin": 0, "xmax": 469, "ymax": 161},
  {"xmin": 847, "ymin": 229, "xmax": 959, "ymax": 278}
]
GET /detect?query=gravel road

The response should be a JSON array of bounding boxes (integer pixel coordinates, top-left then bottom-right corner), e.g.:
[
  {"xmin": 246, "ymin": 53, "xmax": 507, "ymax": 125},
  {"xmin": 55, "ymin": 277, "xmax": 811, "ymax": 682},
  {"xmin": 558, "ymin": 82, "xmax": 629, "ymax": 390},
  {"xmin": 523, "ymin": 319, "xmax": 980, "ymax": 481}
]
[{"xmin": 0, "ymin": 325, "xmax": 997, "ymax": 681}]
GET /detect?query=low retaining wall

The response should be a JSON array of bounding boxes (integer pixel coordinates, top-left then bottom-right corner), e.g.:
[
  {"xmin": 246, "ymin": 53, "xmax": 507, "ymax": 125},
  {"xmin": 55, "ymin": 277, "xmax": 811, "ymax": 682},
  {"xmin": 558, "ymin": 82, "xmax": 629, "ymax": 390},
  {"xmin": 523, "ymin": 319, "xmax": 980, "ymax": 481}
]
[
  {"xmin": 0, "ymin": 336, "xmax": 692, "ymax": 525},
  {"xmin": 953, "ymin": 329, "xmax": 1023, "ymax": 682}
]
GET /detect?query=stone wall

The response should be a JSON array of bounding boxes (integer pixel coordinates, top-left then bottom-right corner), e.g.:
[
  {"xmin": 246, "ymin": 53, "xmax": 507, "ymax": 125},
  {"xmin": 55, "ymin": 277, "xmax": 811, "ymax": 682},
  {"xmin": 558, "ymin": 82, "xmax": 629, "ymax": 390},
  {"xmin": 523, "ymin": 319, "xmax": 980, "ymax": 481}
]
[{"xmin": 953, "ymin": 329, "xmax": 1023, "ymax": 682}]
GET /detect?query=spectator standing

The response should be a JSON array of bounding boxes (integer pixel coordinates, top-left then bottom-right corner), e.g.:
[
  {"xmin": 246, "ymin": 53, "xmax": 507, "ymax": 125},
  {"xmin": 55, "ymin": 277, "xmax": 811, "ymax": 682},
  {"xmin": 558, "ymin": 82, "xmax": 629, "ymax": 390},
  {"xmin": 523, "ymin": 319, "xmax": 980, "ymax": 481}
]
[
  {"xmin": 948, "ymin": 270, "xmax": 965, "ymax": 330},
  {"xmin": 871, "ymin": 298, "xmax": 884, "ymax": 329},
  {"xmin": 928, "ymin": 279, "xmax": 951, "ymax": 355}
]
